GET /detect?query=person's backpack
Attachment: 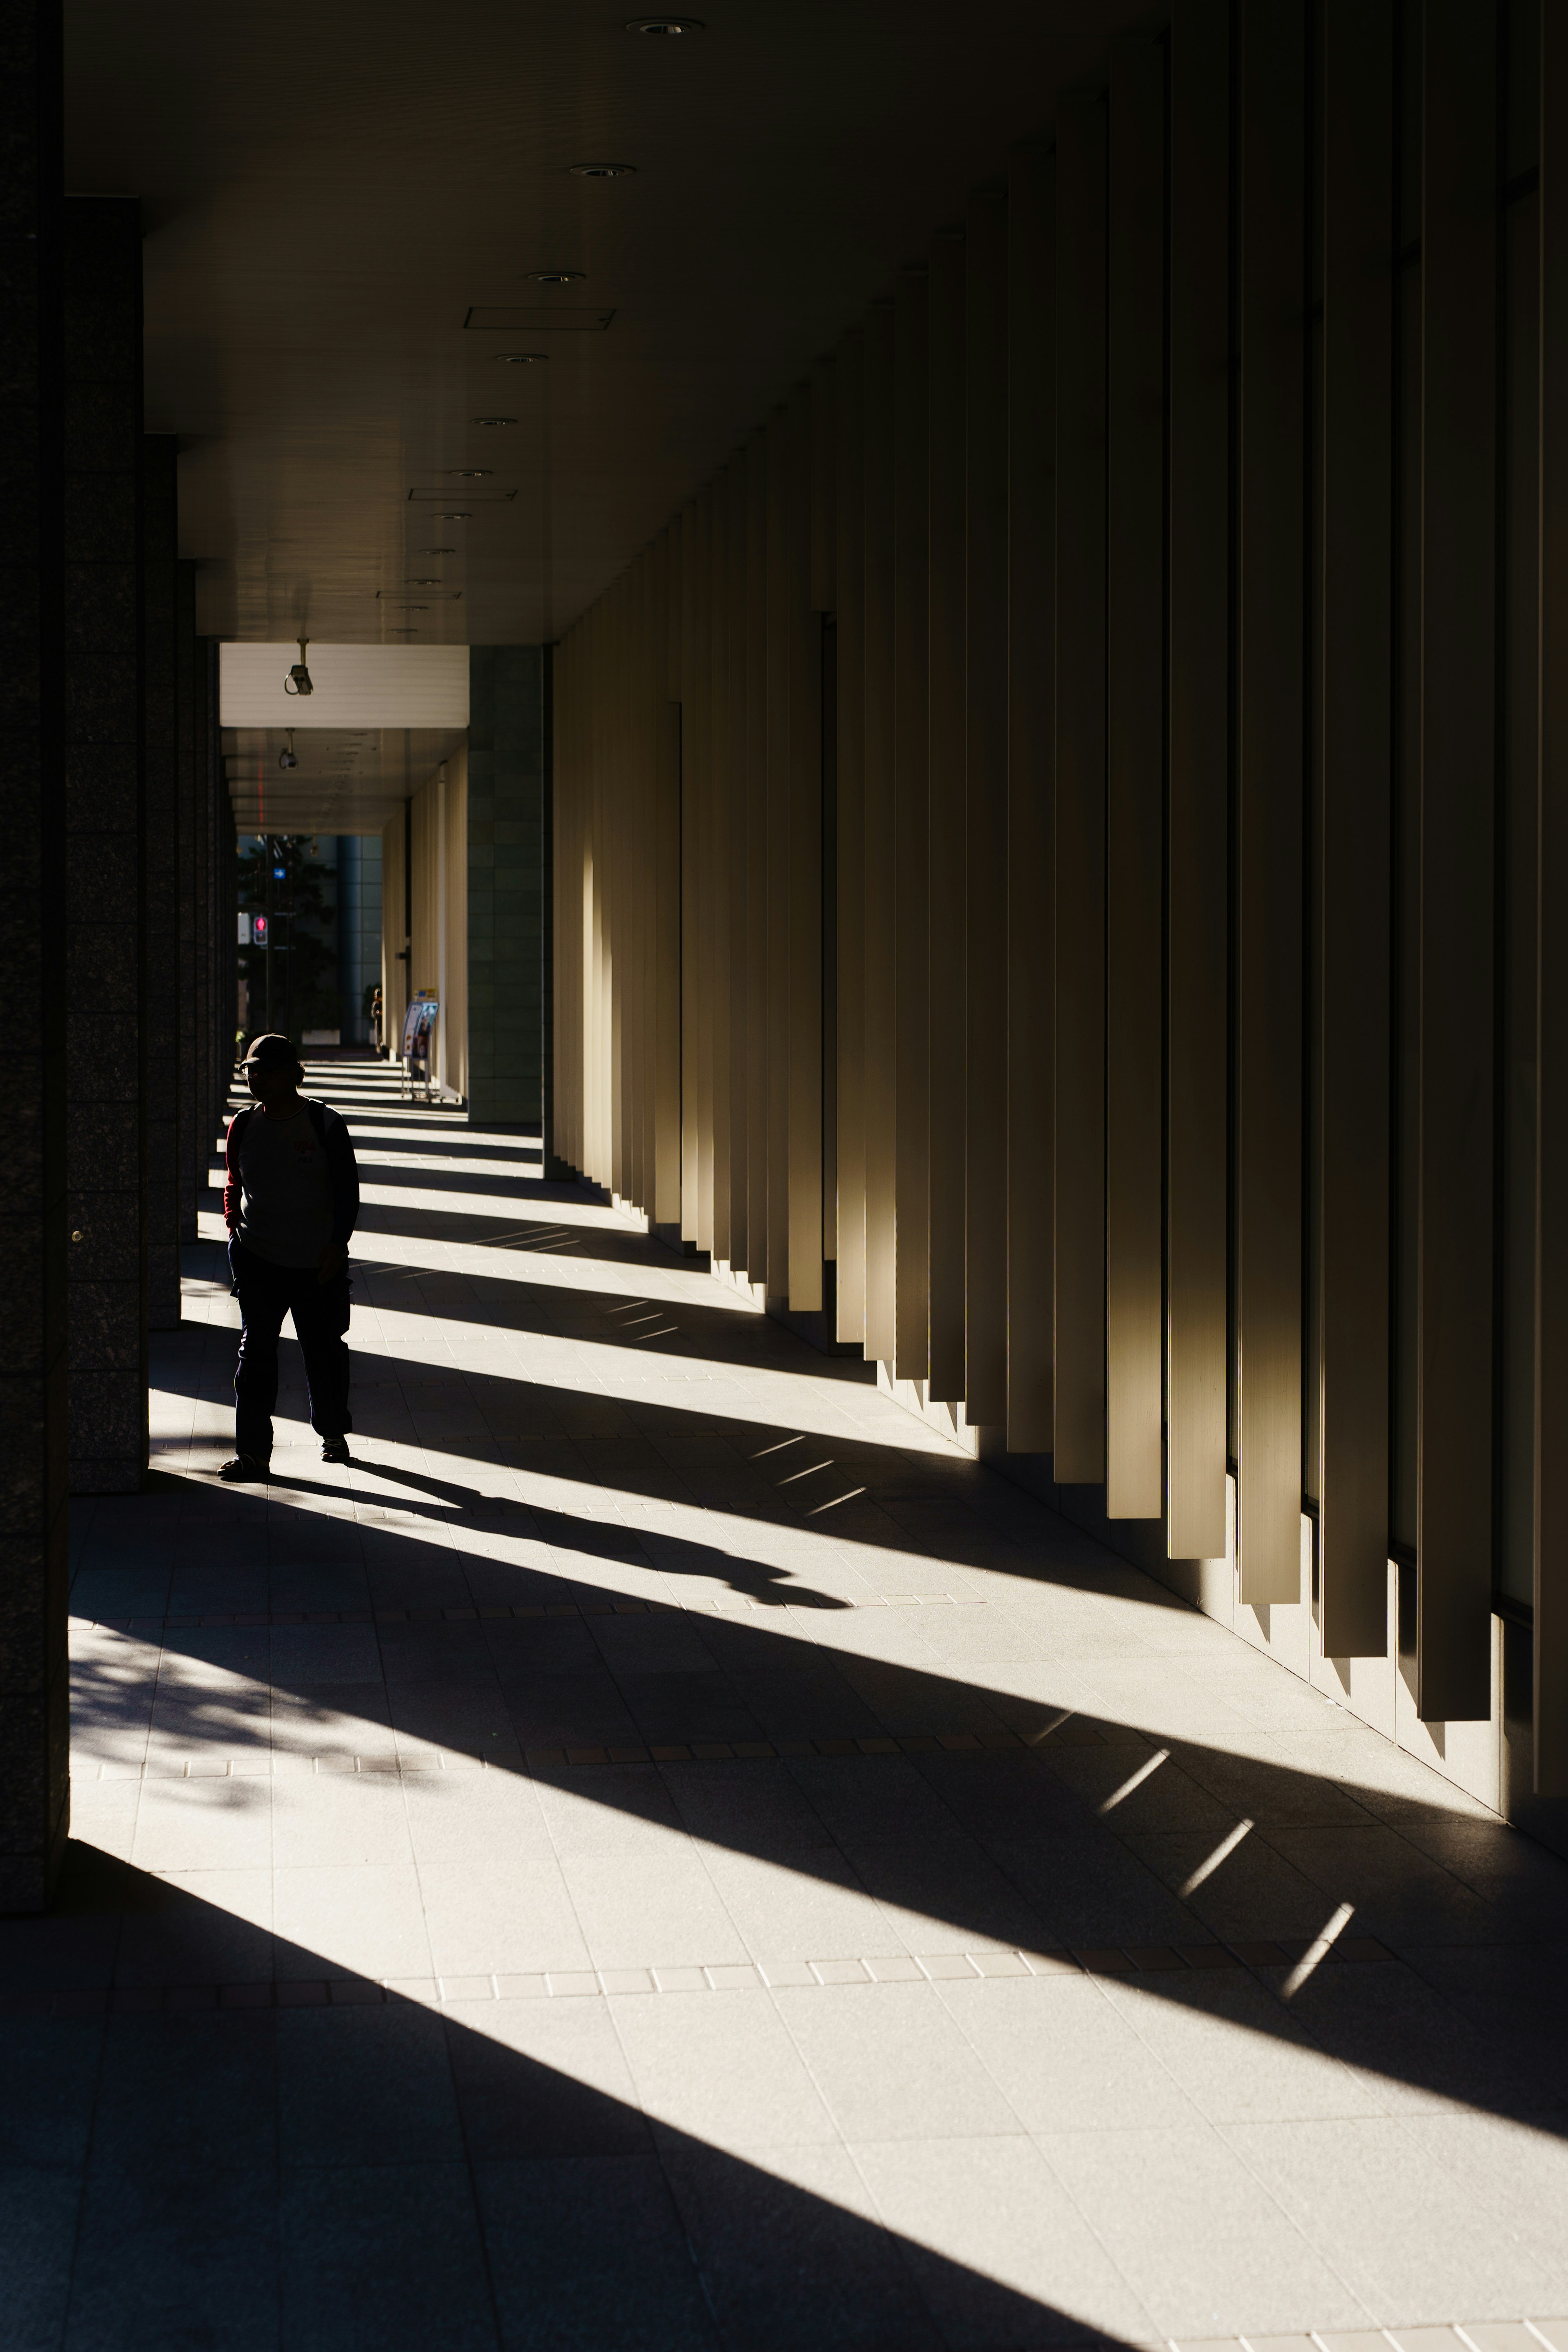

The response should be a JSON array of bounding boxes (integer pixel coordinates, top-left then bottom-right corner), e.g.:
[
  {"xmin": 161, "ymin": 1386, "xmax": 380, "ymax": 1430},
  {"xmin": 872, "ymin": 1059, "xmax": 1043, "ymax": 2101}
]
[
  {"xmin": 229, "ymin": 1100, "xmax": 330, "ymax": 1152},
  {"xmin": 226, "ymin": 1101, "xmax": 340, "ymax": 1295}
]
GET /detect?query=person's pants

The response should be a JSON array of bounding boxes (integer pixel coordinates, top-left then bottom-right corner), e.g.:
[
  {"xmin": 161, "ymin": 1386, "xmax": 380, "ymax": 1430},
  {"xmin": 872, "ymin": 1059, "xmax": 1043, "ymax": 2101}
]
[{"xmin": 229, "ymin": 1240, "xmax": 352, "ymax": 1462}]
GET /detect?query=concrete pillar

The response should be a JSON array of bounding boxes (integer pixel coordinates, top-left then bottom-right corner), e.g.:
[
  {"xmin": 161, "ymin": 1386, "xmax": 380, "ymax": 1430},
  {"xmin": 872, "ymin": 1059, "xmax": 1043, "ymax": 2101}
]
[
  {"xmin": 0, "ymin": 0, "xmax": 70, "ymax": 1911},
  {"xmin": 205, "ymin": 644, "xmax": 234, "ymax": 1118},
  {"xmin": 338, "ymin": 834, "xmax": 383, "ymax": 1044},
  {"xmin": 65, "ymin": 196, "xmax": 147, "ymax": 1497},
  {"xmin": 176, "ymin": 559, "xmax": 198, "ymax": 1242},
  {"xmin": 466, "ymin": 646, "xmax": 546, "ymax": 1127},
  {"xmin": 142, "ymin": 434, "xmax": 180, "ymax": 1329},
  {"xmin": 541, "ymin": 649, "xmax": 560, "ymax": 1172},
  {"xmin": 191, "ymin": 619, "xmax": 212, "ymax": 1217}
]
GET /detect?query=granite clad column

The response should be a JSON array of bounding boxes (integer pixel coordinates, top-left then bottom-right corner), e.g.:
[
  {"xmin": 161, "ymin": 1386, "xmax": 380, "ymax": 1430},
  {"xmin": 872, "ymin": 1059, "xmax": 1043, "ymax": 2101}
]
[
  {"xmin": 541, "ymin": 644, "xmax": 561, "ymax": 1176},
  {"xmin": 65, "ymin": 196, "xmax": 147, "ymax": 1496},
  {"xmin": 203, "ymin": 641, "xmax": 232, "ymax": 1129},
  {"xmin": 192, "ymin": 630, "xmax": 212, "ymax": 1203},
  {"xmin": 204, "ymin": 645, "xmax": 220, "ymax": 1114},
  {"xmin": 175, "ymin": 558, "xmax": 198, "ymax": 1240},
  {"xmin": 466, "ymin": 647, "xmax": 546, "ymax": 1127},
  {"xmin": 216, "ymin": 714, "xmax": 236, "ymax": 1096},
  {"xmin": 0, "ymin": 0, "xmax": 70, "ymax": 1911},
  {"xmin": 142, "ymin": 435, "xmax": 180, "ymax": 1328}
]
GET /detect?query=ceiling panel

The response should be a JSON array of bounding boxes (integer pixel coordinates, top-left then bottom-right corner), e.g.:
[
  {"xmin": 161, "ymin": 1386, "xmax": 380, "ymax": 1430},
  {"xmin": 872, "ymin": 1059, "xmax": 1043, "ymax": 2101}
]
[
  {"xmin": 65, "ymin": 0, "xmax": 1140, "ymax": 647},
  {"xmin": 219, "ymin": 642, "xmax": 470, "ymax": 728},
  {"xmin": 224, "ymin": 726, "xmax": 466, "ymax": 834}
]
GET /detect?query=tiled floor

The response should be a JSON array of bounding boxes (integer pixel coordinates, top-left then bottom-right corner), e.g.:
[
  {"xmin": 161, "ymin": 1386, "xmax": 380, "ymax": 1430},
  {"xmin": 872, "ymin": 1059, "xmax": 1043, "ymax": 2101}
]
[{"xmin": 9, "ymin": 1059, "xmax": 1568, "ymax": 2348}]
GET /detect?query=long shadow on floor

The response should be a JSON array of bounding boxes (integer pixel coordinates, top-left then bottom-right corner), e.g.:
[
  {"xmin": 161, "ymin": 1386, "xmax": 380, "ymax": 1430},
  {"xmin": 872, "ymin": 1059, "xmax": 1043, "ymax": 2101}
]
[
  {"xmin": 352, "ymin": 1201, "xmax": 701, "ymax": 1266},
  {"xmin": 3, "ymin": 1846, "xmax": 1137, "ymax": 2352},
  {"xmin": 68, "ymin": 1495, "xmax": 1568, "ymax": 2141}
]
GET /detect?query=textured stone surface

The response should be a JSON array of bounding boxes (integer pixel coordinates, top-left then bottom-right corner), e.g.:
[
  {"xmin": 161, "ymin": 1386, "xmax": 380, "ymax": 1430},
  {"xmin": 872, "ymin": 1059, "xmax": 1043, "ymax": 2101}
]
[
  {"xmin": 2, "ymin": 3, "xmax": 71, "ymax": 1910},
  {"xmin": 38, "ymin": 1060, "xmax": 1568, "ymax": 2326},
  {"xmin": 466, "ymin": 646, "xmax": 544, "ymax": 1128},
  {"xmin": 143, "ymin": 436, "xmax": 180, "ymax": 1331},
  {"xmin": 63, "ymin": 196, "xmax": 146, "ymax": 1496}
]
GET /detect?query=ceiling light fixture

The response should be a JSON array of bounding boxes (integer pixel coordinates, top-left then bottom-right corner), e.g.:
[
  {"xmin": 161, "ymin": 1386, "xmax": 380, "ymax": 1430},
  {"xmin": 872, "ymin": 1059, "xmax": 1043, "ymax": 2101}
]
[
  {"xmin": 472, "ymin": 417, "xmax": 517, "ymax": 427},
  {"xmin": 407, "ymin": 576, "xmax": 443, "ymax": 585},
  {"xmin": 570, "ymin": 162, "xmax": 636, "ymax": 177},
  {"xmin": 497, "ymin": 353, "xmax": 548, "ymax": 365},
  {"xmin": 450, "ymin": 468, "xmax": 493, "ymax": 478},
  {"xmin": 436, "ymin": 512, "xmax": 473, "ymax": 520},
  {"xmin": 529, "ymin": 269, "xmax": 586, "ymax": 285},
  {"xmin": 283, "ymin": 636, "xmax": 312, "ymax": 695},
  {"xmin": 626, "ymin": 15, "xmax": 703, "ymax": 30},
  {"xmin": 419, "ymin": 545, "xmax": 458, "ymax": 553},
  {"xmin": 390, "ymin": 627, "xmax": 420, "ymax": 635}
]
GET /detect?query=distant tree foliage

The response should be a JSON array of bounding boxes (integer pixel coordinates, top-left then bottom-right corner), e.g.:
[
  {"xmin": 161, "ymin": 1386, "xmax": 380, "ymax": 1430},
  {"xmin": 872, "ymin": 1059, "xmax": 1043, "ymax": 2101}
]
[{"xmin": 237, "ymin": 837, "xmax": 339, "ymax": 1045}]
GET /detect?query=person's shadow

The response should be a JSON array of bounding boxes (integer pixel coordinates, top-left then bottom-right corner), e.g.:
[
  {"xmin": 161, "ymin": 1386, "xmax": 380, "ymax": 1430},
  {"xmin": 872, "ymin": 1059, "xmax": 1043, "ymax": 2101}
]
[{"xmin": 265, "ymin": 1459, "xmax": 855, "ymax": 1613}]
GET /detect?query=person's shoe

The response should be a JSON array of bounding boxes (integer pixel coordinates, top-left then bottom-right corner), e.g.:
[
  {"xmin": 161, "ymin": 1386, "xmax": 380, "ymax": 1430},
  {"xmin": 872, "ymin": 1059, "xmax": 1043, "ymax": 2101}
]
[
  {"xmin": 320, "ymin": 1438, "xmax": 351, "ymax": 1466},
  {"xmin": 217, "ymin": 1455, "xmax": 269, "ymax": 1482}
]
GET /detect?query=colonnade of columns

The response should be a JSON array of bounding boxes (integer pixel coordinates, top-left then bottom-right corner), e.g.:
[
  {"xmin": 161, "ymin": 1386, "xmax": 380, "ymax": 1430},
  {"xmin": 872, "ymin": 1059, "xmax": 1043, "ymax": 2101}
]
[
  {"xmin": 553, "ymin": 1, "xmax": 1568, "ymax": 1847},
  {"xmin": 5, "ymin": 76, "xmax": 236, "ymax": 1904}
]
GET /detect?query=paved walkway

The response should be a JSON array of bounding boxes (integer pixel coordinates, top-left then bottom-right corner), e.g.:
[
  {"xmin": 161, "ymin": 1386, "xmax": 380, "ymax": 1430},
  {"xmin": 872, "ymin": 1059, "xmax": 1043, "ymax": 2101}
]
[{"xmin": 8, "ymin": 1058, "xmax": 1568, "ymax": 2347}]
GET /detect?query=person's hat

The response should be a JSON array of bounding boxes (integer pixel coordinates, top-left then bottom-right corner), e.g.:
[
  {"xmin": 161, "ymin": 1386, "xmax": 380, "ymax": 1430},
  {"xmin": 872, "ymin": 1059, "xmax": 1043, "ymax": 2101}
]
[{"xmin": 243, "ymin": 1033, "xmax": 300, "ymax": 1070}]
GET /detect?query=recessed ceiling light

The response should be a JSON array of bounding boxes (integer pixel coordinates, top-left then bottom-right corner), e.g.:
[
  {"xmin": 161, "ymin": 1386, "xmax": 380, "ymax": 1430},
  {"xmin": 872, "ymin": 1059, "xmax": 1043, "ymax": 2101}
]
[
  {"xmin": 529, "ymin": 269, "xmax": 585, "ymax": 285},
  {"xmin": 570, "ymin": 162, "xmax": 636, "ymax": 177},
  {"xmin": 450, "ymin": 468, "xmax": 494, "ymax": 478},
  {"xmin": 626, "ymin": 15, "xmax": 703, "ymax": 29},
  {"xmin": 472, "ymin": 417, "xmax": 517, "ymax": 426},
  {"xmin": 498, "ymin": 353, "xmax": 548, "ymax": 365},
  {"xmin": 407, "ymin": 576, "xmax": 443, "ymax": 584},
  {"xmin": 389, "ymin": 627, "xmax": 420, "ymax": 635},
  {"xmin": 419, "ymin": 546, "xmax": 458, "ymax": 553},
  {"xmin": 436, "ymin": 511, "xmax": 473, "ymax": 520}
]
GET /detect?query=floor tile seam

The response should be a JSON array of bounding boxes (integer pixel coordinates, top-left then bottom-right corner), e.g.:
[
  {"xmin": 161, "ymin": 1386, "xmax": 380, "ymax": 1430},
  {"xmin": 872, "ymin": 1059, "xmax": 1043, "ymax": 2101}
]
[
  {"xmin": 75, "ymin": 1724, "xmax": 1126, "ymax": 1774},
  {"xmin": 850, "ymin": 2116, "xmax": 1166, "ymax": 2343},
  {"xmin": 917, "ymin": 1921, "xmax": 1216, "ymax": 2159},
  {"xmin": 1353, "ymin": 2093, "xmax": 1568, "ymax": 2278},
  {"xmin": 55, "ymin": 1897, "xmax": 127, "ymax": 2352},
  {"xmin": 842, "ymin": 2121, "xmax": 1162, "ymax": 2347},
  {"xmin": 1093, "ymin": 1949, "xmax": 1386, "ymax": 2121},
  {"xmin": 8, "ymin": 1941, "xmax": 1368, "ymax": 2016},
  {"xmin": 1182, "ymin": 2107, "xmax": 1393, "ymax": 2331},
  {"xmin": 1154, "ymin": 2324, "xmax": 1568, "ymax": 2350},
  {"xmin": 1033, "ymin": 2107, "xmax": 1382, "ymax": 2338}
]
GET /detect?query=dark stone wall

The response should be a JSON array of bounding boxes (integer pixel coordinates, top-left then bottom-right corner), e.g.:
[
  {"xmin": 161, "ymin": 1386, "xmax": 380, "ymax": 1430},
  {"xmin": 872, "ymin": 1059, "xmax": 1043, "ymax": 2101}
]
[
  {"xmin": 192, "ymin": 624, "xmax": 213, "ymax": 1209},
  {"xmin": 467, "ymin": 646, "xmax": 546, "ymax": 1127},
  {"xmin": 541, "ymin": 646, "xmax": 563, "ymax": 1176},
  {"xmin": 1, "ymin": 0, "xmax": 70, "ymax": 1911},
  {"xmin": 64, "ymin": 197, "xmax": 147, "ymax": 1496},
  {"xmin": 142, "ymin": 436, "xmax": 179, "ymax": 1328},
  {"xmin": 211, "ymin": 661, "xmax": 236, "ymax": 1115},
  {"xmin": 176, "ymin": 559, "xmax": 198, "ymax": 1242}
]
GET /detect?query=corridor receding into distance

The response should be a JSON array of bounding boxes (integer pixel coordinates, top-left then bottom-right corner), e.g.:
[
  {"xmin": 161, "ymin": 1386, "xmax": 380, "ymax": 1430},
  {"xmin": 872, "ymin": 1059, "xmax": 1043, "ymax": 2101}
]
[{"xmin": 32, "ymin": 1065, "xmax": 1568, "ymax": 2346}]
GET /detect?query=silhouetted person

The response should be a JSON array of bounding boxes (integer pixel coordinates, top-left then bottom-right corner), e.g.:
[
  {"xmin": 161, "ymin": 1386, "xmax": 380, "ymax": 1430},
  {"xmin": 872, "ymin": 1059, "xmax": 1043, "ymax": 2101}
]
[{"xmin": 217, "ymin": 1034, "xmax": 361, "ymax": 1481}]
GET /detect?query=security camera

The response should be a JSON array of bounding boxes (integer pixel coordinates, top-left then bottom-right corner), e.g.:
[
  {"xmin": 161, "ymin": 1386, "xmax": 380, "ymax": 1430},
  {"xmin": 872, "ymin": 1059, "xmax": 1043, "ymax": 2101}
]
[
  {"xmin": 284, "ymin": 636, "xmax": 313, "ymax": 696},
  {"xmin": 278, "ymin": 728, "xmax": 298, "ymax": 772}
]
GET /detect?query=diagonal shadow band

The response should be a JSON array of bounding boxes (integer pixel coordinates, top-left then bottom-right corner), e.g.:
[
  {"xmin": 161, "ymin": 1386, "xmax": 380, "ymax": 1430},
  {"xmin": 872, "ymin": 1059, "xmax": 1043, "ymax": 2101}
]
[
  {"xmin": 4, "ymin": 1846, "xmax": 1134, "ymax": 2352},
  {"xmin": 70, "ymin": 1485, "xmax": 1568, "ymax": 2140},
  {"xmin": 337, "ymin": 1132, "xmax": 545, "ymax": 1163}
]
